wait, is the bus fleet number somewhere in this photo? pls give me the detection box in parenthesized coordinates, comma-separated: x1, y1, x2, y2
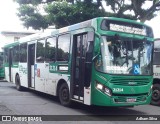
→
(113, 88, 123, 92)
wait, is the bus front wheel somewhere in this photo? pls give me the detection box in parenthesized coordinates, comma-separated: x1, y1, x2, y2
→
(151, 83, 160, 106)
(15, 75, 23, 91)
(58, 83, 71, 106)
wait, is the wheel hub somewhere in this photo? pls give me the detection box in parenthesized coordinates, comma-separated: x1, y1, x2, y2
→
(152, 89, 160, 100)
(62, 89, 68, 101)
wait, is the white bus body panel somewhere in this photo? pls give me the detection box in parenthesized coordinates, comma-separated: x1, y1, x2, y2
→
(34, 62, 70, 96)
(5, 67, 9, 82)
(19, 63, 28, 87)
(84, 87, 91, 105)
(35, 63, 46, 92)
(45, 73, 58, 95)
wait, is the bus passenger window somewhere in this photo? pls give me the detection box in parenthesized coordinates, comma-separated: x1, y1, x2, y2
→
(4, 48, 9, 63)
(46, 37, 56, 62)
(13, 46, 19, 63)
(57, 34, 70, 61)
(36, 39, 45, 63)
(20, 43, 27, 62)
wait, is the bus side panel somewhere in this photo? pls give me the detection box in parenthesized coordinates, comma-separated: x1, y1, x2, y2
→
(48, 61, 71, 96)
(19, 63, 28, 87)
(5, 67, 10, 82)
(35, 63, 45, 92)
(45, 72, 57, 95)
(84, 86, 91, 105)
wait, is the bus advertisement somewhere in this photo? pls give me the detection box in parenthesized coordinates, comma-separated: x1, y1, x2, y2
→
(3, 17, 154, 107)
(152, 38, 160, 105)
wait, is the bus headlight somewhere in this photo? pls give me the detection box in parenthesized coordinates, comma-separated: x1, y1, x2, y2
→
(96, 81, 112, 96)
(96, 83, 103, 90)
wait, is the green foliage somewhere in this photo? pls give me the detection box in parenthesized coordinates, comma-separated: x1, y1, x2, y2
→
(45, 1, 107, 28)
(14, 0, 43, 5)
(17, 3, 49, 29)
(105, 0, 160, 22)
(14, 0, 160, 29)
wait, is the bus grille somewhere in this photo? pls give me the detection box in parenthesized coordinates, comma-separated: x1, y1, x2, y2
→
(109, 77, 150, 86)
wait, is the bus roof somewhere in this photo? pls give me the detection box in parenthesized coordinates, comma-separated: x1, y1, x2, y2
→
(3, 41, 19, 49)
(5, 17, 153, 45)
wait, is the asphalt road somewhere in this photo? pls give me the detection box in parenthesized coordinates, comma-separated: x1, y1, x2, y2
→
(0, 81, 160, 124)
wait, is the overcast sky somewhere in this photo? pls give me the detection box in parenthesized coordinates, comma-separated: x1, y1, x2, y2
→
(0, 0, 23, 31)
(0, 0, 159, 38)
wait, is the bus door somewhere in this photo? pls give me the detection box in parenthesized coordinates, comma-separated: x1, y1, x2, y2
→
(28, 43, 35, 88)
(71, 31, 94, 103)
(9, 48, 13, 82)
(71, 32, 93, 101)
(35, 39, 46, 92)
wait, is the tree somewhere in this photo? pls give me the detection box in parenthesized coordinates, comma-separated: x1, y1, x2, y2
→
(14, 0, 160, 30)
(105, 0, 160, 22)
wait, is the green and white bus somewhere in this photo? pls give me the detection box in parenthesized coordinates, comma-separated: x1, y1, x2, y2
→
(3, 17, 154, 107)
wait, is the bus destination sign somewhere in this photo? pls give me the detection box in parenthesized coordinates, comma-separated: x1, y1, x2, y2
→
(109, 23, 146, 35)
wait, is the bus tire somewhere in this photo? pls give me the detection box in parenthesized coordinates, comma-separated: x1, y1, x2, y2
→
(15, 75, 23, 91)
(58, 83, 71, 106)
(151, 83, 160, 106)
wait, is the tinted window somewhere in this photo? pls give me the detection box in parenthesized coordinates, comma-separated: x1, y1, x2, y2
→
(20, 43, 27, 62)
(57, 34, 70, 61)
(153, 52, 160, 65)
(4, 48, 9, 63)
(13, 45, 19, 62)
(45, 37, 56, 62)
(36, 39, 45, 63)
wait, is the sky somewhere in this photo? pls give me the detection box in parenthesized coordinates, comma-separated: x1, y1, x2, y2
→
(0, 0, 160, 43)
(0, 0, 25, 32)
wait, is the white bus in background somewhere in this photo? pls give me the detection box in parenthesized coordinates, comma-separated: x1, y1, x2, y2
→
(152, 38, 160, 105)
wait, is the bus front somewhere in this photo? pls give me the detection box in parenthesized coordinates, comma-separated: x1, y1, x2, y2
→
(92, 17, 154, 106)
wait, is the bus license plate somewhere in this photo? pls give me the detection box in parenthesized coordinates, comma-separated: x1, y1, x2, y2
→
(126, 98, 136, 102)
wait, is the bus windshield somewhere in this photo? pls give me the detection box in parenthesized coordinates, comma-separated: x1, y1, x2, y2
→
(95, 36, 153, 75)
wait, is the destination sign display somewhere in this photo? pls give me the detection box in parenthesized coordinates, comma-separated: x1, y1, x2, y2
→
(109, 23, 146, 35)
(101, 19, 153, 37)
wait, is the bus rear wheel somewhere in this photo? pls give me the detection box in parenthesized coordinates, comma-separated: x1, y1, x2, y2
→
(15, 75, 23, 91)
(58, 83, 71, 106)
(151, 84, 160, 106)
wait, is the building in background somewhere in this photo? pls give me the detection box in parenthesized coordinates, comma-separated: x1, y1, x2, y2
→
(0, 31, 34, 42)
(0, 31, 35, 51)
